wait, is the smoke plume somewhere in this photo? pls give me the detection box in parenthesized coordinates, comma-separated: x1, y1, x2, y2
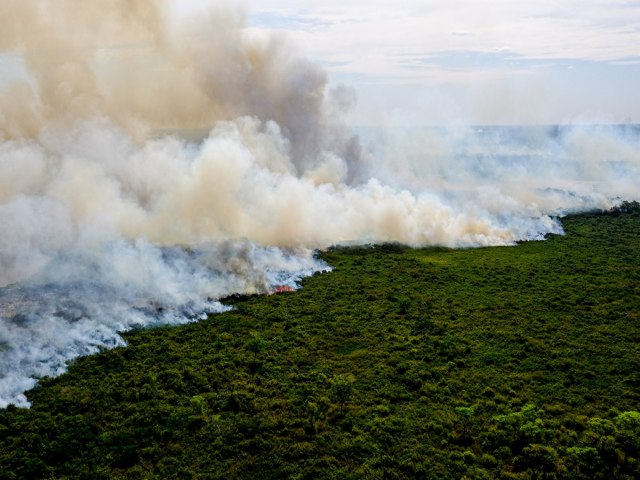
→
(0, 1, 638, 407)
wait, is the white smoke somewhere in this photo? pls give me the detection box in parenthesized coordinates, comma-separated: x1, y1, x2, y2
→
(0, 237, 325, 407)
(0, 1, 639, 407)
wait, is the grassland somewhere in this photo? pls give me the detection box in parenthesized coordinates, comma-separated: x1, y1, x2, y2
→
(0, 212, 639, 479)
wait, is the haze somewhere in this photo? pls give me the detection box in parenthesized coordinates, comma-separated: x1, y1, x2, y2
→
(244, 0, 640, 126)
(0, 0, 638, 408)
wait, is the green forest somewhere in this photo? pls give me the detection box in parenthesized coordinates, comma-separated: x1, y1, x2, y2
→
(0, 210, 639, 479)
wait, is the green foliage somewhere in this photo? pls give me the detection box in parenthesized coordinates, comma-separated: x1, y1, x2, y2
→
(455, 406, 475, 418)
(608, 200, 640, 215)
(329, 373, 355, 407)
(455, 406, 476, 442)
(0, 213, 639, 479)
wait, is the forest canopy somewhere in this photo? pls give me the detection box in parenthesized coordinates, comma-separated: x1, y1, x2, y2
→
(0, 211, 639, 479)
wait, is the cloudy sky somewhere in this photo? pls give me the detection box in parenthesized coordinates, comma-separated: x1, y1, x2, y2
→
(1, 1, 638, 126)
(245, 0, 640, 125)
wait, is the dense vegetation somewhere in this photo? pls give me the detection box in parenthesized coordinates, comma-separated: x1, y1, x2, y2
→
(0, 212, 639, 479)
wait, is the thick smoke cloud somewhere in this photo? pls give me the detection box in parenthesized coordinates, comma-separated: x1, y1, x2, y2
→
(0, 1, 638, 407)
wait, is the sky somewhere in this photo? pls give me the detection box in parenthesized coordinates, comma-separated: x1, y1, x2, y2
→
(243, 0, 640, 125)
(0, 0, 638, 126)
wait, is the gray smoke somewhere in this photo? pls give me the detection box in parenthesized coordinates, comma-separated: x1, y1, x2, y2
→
(0, 238, 325, 407)
(0, 1, 638, 407)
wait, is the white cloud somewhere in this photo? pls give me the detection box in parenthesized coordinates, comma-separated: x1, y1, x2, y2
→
(247, 1, 640, 77)
(245, 0, 640, 124)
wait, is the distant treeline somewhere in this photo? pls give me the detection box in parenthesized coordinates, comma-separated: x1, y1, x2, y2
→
(606, 200, 640, 215)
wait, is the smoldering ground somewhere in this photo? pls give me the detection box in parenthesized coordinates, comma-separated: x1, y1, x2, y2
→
(0, 1, 638, 407)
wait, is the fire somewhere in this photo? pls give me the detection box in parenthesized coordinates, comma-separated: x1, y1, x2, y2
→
(274, 285, 295, 294)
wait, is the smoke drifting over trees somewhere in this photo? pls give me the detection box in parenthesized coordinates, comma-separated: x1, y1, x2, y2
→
(0, 1, 638, 407)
